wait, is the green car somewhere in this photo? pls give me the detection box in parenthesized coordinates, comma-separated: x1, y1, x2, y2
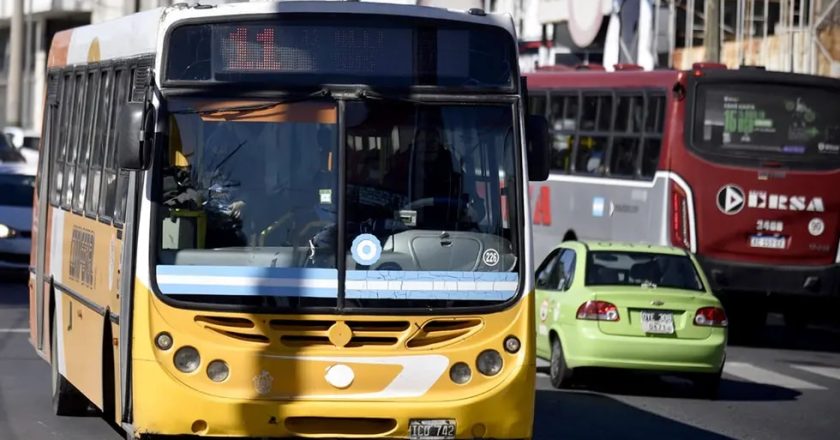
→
(535, 241, 727, 397)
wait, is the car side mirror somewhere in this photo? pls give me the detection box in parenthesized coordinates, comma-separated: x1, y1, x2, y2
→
(116, 102, 152, 170)
(526, 115, 550, 181)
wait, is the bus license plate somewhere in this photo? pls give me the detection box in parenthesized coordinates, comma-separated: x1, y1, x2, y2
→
(409, 419, 456, 440)
(640, 311, 674, 334)
(750, 235, 786, 249)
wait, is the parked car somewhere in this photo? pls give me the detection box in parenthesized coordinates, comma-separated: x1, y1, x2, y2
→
(0, 162, 36, 271)
(2, 126, 39, 164)
(535, 241, 727, 398)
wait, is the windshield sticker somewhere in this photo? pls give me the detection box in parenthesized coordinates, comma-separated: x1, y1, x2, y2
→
(482, 249, 500, 267)
(319, 189, 332, 204)
(351, 234, 382, 266)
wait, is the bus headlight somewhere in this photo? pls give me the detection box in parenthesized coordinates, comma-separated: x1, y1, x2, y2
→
(174, 346, 201, 373)
(449, 362, 472, 384)
(207, 360, 230, 382)
(503, 336, 521, 353)
(0, 224, 13, 238)
(476, 350, 503, 376)
(155, 332, 173, 350)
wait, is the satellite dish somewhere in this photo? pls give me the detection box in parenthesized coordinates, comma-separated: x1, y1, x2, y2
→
(568, 0, 605, 48)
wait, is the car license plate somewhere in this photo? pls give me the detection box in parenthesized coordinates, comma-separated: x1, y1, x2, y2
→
(409, 419, 456, 440)
(640, 310, 674, 334)
(749, 235, 786, 249)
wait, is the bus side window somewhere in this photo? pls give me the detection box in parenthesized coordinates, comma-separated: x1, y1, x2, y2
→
(575, 135, 608, 174)
(548, 94, 576, 173)
(641, 139, 661, 178)
(74, 71, 98, 213)
(100, 69, 128, 222)
(63, 72, 86, 209)
(529, 92, 547, 117)
(610, 137, 640, 177)
(86, 69, 112, 217)
(52, 73, 73, 206)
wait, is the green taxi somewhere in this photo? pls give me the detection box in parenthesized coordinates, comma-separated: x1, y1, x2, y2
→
(535, 241, 727, 397)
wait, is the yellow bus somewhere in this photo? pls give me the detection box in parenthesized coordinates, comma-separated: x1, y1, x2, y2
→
(29, 2, 549, 439)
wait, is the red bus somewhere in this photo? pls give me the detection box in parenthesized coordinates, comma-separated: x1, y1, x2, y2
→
(525, 63, 840, 331)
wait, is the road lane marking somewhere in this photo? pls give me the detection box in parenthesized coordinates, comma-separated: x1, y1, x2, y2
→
(0, 328, 28, 333)
(791, 365, 840, 381)
(724, 362, 826, 390)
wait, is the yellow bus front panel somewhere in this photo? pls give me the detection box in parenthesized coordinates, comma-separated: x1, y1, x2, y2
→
(131, 281, 535, 439)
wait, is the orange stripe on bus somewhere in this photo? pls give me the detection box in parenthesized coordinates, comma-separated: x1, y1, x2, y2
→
(48, 30, 72, 68)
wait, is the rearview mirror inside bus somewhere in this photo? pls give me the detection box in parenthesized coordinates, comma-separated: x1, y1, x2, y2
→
(526, 114, 549, 181)
(117, 102, 149, 170)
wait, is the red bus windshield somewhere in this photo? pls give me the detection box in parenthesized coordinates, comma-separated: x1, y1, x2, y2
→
(691, 83, 840, 169)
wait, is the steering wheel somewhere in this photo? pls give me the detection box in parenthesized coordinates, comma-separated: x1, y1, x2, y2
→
(258, 207, 327, 247)
(401, 197, 464, 212)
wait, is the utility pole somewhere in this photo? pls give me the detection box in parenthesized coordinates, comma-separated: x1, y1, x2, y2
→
(704, 0, 721, 62)
(6, 0, 25, 127)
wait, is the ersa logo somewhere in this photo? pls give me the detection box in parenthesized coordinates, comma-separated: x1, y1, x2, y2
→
(716, 184, 825, 215)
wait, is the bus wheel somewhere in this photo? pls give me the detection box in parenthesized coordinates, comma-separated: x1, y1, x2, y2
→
(51, 315, 89, 416)
(549, 337, 574, 389)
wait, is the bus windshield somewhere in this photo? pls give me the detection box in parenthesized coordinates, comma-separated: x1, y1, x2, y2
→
(156, 98, 519, 310)
(692, 83, 840, 168)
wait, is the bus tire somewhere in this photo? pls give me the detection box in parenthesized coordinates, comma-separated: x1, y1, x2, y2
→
(51, 313, 89, 416)
(549, 337, 574, 389)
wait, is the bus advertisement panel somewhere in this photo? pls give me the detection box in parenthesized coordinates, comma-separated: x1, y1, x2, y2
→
(29, 2, 547, 439)
(526, 65, 840, 329)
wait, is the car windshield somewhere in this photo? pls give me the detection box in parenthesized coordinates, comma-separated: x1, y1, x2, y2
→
(585, 251, 704, 291)
(156, 98, 519, 310)
(0, 173, 35, 207)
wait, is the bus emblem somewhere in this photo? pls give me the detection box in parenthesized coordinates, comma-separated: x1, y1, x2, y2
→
(253, 370, 274, 396)
(717, 185, 745, 215)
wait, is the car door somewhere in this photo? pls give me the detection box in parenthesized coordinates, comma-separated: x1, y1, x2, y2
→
(535, 247, 575, 357)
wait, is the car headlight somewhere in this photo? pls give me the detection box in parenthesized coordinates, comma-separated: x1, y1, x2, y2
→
(174, 346, 201, 373)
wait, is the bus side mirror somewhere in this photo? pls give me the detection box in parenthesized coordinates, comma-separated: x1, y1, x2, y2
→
(526, 115, 550, 181)
(116, 102, 151, 170)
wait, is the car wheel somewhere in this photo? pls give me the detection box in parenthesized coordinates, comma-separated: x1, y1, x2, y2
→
(691, 369, 722, 400)
(51, 313, 89, 416)
(549, 337, 574, 389)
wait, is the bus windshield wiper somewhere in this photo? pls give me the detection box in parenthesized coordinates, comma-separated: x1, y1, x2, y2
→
(173, 88, 332, 115)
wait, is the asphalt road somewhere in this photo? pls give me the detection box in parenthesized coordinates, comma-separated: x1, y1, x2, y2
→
(2, 281, 839, 440)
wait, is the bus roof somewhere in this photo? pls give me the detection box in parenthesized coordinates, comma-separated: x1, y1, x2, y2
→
(48, 1, 516, 70)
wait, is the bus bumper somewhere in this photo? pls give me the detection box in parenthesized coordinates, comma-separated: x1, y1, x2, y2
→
(697, 256, 840, 297)
(131, 358, 536, 439)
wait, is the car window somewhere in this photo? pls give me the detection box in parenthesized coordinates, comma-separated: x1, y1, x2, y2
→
(0, 173, 35, 207)
(537, 249, 573, 291)
(585, 250, 704, 291)
(558, 249, 576, 290)
(536, 249, 561, 290)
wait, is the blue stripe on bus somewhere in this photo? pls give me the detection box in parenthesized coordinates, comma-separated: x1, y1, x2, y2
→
(156, 265, 337, 279)
(159, 284, 337, 298)
(344, 290, 511, 301)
